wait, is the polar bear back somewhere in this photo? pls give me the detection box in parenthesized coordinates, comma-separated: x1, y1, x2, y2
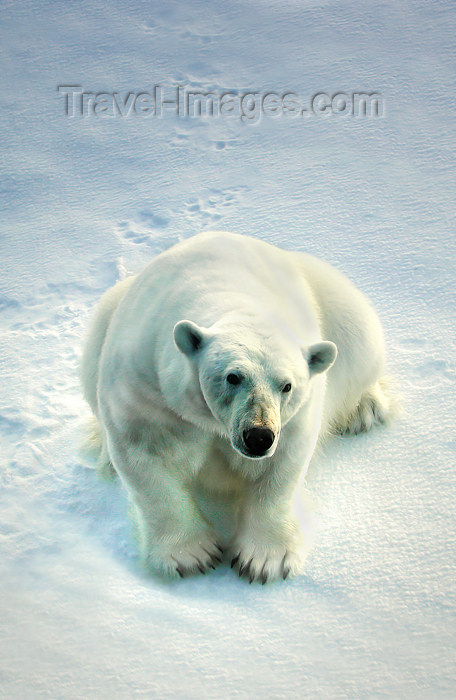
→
(129, 230, 320, 334)
(102, 231, 323, 381)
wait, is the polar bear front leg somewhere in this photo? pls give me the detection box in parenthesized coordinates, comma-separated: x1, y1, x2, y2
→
(230, 492, 306, 584)
(108, 437, 223, 578)
(230, 455, 311, 584)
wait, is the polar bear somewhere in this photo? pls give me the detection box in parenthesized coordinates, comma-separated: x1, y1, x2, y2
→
(80, 231, 394, 583)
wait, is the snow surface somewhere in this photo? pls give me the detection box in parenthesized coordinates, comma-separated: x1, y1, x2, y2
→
(1, 0, 455, 698)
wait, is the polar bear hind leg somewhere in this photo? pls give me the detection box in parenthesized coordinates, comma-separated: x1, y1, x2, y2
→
(79, 276, 136, 480)
(79, 415, 117, 479)
(335, 377, 398, 436)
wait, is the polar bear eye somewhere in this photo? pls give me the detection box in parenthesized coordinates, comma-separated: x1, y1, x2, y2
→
(226, 373, 241, 386)
(282, 382, 292, 393)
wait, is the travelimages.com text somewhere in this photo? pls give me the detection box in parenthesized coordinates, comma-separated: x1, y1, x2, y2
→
(57, 85, 384, 123)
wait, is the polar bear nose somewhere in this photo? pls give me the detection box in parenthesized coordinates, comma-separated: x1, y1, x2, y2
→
(243, 427, 275, 456)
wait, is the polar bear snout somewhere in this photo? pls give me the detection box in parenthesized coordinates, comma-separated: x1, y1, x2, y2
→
(243, 427, 275, 457)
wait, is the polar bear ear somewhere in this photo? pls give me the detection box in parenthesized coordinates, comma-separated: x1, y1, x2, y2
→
(305, 341, 338, 376)
(173, 320, 209, 357)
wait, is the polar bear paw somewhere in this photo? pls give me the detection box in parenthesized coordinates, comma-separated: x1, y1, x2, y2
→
(146, 529, 224, 579)
(338, 378, 398, 436)
(230, 540, 305, 584)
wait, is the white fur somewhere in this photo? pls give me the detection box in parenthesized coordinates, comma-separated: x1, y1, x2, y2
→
(80, 231, 394, 582)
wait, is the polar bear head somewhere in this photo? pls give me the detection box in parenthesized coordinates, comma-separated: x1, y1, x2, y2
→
(173, 319, 337, 459)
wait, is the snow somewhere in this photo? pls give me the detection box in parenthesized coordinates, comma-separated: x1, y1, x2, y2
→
(1, 0, 455, 697)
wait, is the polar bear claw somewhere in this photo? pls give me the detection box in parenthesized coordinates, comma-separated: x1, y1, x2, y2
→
(232, 546, 303, 584)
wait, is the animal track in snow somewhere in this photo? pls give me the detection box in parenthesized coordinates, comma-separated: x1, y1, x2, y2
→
(179, 31, 214, 46)
(415, 358, 455, 382)
(116, 210, 170, 246)
(213, 139, 238, 151)
(398, 337, 455, 383)
(400, 337, 427, 350)
(183, 186, 248, 228)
